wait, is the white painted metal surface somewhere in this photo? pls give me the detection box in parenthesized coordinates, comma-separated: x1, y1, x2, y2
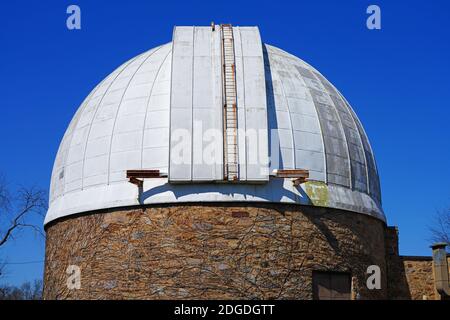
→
(169, 26, 224, 182)
(45, 26, 384, 225)
(233, 27, 269, 182)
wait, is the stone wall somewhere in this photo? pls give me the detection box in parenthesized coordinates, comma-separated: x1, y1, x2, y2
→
(400, 257, 436, 300)
(385, 226, 449, 300)
(385, 227, 412, 299)
(43, 203, 388, 300)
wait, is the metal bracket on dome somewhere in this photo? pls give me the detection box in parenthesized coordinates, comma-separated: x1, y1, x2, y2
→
(273, 169, 310, 186)
(126, 170, 165, 187)
(126, 170, 166, 203)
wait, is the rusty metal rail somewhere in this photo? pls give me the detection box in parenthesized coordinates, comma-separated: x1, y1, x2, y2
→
(274, 169, 310, 186)
(126, 169, 162, 187)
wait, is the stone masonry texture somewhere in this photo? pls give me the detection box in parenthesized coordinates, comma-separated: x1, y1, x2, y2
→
(44, 203, 389, 300)
(401, 258, 435, 300)
(385, 226, 449, 300)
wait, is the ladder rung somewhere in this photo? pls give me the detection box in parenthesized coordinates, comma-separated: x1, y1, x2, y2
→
(222, 24, 239, 181)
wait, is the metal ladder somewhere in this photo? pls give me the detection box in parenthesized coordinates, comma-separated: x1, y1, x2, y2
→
(221, 24, 239, 181)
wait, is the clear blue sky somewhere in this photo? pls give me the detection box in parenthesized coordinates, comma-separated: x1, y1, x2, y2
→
(0, 0, 449, 286)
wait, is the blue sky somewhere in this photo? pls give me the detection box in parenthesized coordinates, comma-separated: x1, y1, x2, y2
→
(0, 0, 449, 286)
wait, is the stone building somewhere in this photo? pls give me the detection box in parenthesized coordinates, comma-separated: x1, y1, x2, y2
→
(43, 25, 449, 300)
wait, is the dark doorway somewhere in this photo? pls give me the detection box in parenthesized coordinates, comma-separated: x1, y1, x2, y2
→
(312, 271, 351, 300)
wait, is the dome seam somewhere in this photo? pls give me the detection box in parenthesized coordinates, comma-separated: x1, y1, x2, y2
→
(106, 46, 165, 184)
(286, 50, 327, 182)
(140, 45, 172, 168)
(54, 76, 109, 201)
(268, 51, 296, 170)
(309, 70, 353, 190)
(79, 52, 145, 190)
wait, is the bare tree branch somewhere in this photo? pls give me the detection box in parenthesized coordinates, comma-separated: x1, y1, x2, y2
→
(0, 176, 47, 249)
(429, 207, 450, 248)
(0, 176, 47, 282)
(0, 175, 11, 212)
(0, 260, 5, 278)
(0, 279, 43, 300)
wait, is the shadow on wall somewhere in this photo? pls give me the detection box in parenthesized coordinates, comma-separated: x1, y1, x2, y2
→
(303, 208, 342, 255)
(140, 177, 312, 204)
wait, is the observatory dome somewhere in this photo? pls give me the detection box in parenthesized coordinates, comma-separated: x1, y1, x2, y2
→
(45, 26, 383, 225)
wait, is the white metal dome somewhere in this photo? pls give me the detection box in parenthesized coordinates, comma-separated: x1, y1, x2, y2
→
(45, 26, 383, 225)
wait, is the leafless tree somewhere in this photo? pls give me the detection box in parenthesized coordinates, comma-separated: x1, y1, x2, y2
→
(0, 176, 47, 248)
(0, 261, 5, 279)
(429, 207, 450, 249)
(0, 280, 43, 300)
(0, 174, 47, 278)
